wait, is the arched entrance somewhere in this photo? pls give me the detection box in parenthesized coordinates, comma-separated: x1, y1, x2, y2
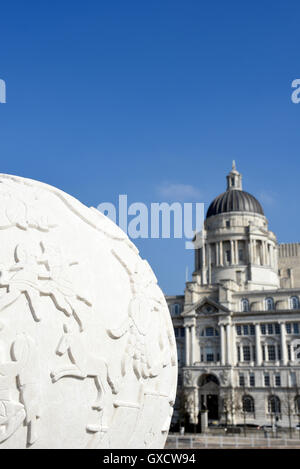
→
(198, 374, 220, 421)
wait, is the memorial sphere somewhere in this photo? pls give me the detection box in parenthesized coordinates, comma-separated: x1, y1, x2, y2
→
(0, 174, 177, 449)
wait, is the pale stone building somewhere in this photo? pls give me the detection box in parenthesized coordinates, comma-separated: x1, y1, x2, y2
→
(167, 162, 300, 429)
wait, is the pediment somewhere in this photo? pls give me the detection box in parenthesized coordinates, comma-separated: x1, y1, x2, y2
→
(182, 297, 230, 316)
(196, 302, 218, 314)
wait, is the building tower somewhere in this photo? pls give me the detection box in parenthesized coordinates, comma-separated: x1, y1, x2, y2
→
(167, 163, 300, 431)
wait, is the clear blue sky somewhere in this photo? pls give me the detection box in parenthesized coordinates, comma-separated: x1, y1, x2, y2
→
(0, 1, 300, 295)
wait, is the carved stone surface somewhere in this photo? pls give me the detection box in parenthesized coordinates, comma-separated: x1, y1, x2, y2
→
(0, 174, 177, 449)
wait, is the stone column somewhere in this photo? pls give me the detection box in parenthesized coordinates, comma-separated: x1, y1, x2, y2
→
(248, 238, 252, 263)
(201, 243, 206, 285)
(280, 322, 288, 365)
(208, 244, 211, 284)
(216, 242, 219, 266)
(230, 240, 234, 265)
(252, 239, 256, 264)
(220, 324, 226, 365)
(202, 243, 206, 266)
(219, 241, 223, 266)
(235, 240, 239, 265)
(226, 323, 232, 365)
(255, 323, 262, 365)
(263, 241, 267, 265)
(190, 324, 196, 365)
(185, 326, 190, 366)
(201, 411, 208, 433)
(232, 324, 237, 365)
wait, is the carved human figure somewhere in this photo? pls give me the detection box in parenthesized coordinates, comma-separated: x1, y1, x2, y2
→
(51, 324, 119, 433)
(0, 333, 40, 445)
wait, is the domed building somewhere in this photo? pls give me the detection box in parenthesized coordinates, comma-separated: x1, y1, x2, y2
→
(167, 162, 300, 431)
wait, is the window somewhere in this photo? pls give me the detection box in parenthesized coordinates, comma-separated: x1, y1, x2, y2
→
(250, 325, 255, 335)
(171, 303, 181, 315)
(249, 374, 255, 387)
(275, 323, 280, 335)
(243, 345, 251, 362)
(295, 396, 300, 414)
(239, 249, 244, 263)
(241, 299, 249, 312)
(275, 374, 281, 387)
(239, 374, 245, 386)
(294, 323, 299, 334)
(226, 250, 231, 263)
(261, 324, 266, 335)
(286, 323, 292, 334)
(236, 325, 242, 336)
(205, 327, 214, 337)
(252, 345, 256, 362)
(242, 395, 254, 413)
(226, 220, 230, 228)
(237, 346, 241, 362)
(264, 374, 270, 387)
(267, 324, 273, 335)
(265, 297, 274, 311)
(267, 345, 276, 361)
(277, 345, 281, 360)
(290, 296, 299, 310)
(268, 396, 281, 414)
(290, 372, 297, 387)
(243, 325, 249, 336)
(205, 346, 214, 362)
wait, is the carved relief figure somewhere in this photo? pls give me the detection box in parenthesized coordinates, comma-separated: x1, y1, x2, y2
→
(51, 324, 118, 434)
(0, 179, 57, 232)
(108, 253, 176, 391)
(0, 333, 40, 445)
(0, 242, 91, 329)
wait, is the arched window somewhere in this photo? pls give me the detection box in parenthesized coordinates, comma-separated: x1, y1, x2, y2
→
(171, 303, 181, 315)
(265, 297, 274, 311)
(268, 395, 281, 414)
(242, 395, 255, 413)
(241, 298, 249, 312)
(290, 296, 299, 310)
(295, 396, 300, 414)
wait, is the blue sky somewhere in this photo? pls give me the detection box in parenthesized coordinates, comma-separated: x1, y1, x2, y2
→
(0, 0, 300, 295)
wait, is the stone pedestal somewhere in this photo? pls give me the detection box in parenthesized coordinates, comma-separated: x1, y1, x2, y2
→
(200, 410, 208, 433)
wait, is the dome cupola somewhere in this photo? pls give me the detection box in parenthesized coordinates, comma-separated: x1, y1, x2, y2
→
(206, 161, 264, 219)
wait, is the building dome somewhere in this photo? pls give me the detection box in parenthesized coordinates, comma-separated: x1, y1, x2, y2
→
(206, 189, 264, 218)
(206, 161, 264, 219)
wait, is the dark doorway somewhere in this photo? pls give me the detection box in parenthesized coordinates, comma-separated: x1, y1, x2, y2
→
(207, 394, 218, 420)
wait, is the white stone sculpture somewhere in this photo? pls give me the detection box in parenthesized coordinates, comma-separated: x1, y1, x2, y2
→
(0, 174, 177, 449)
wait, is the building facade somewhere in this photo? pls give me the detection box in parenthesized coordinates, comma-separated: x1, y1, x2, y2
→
(167, 163, 300, 429)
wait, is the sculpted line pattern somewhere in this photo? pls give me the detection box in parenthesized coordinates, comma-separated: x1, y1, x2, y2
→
(0, 333, 40, 445)
(0, 241, 91, 330)
(51, 324, 119, 434)
(107, 248, 177, 440)
(0, 176, 137, 249)
(0, 179, 57, 232)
